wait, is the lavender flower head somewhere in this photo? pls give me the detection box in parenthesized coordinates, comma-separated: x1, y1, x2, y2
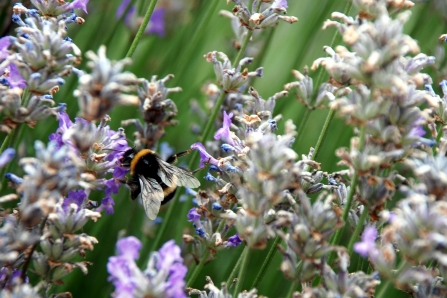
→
(108, 237, 187, 298)
(49, 111, 130, 214)
(74, 46, 141, 122)
(28, 0, 89, 17)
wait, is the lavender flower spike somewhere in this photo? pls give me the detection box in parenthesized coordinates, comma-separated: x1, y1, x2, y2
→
(108, 237, 188, 298)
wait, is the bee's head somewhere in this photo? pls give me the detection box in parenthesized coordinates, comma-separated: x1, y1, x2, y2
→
(121, 148, 136, 168)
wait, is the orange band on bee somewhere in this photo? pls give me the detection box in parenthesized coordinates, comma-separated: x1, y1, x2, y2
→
(130, 149, 155, 174)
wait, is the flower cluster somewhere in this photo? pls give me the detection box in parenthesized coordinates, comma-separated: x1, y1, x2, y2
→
(108, 237, 188, 298)
(74, 46, 141, 122)
(121, 74, 182, 149)
(49, 111, 130, 214)
(227, 0, 298, 30)
(204, 51, 263, 93)
(9, 12, 82, 95)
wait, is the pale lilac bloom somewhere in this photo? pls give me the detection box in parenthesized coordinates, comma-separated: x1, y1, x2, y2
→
(7, 64, 26, 89)
(190, 142, 219, 167)
(0, 148, 15, 169)
(155, 240, 187, 298)
(146, 8, 165, 36)
(354, 226, 378, 258)
(214, 111, 234, 145)
(0, 36, 10, 60)
(271, 0, 288, 9)
(187, 208, 201, 226)
(108, 237, 187, 298)
(66, 0, 89, 14)
(408, 125, 425, 138)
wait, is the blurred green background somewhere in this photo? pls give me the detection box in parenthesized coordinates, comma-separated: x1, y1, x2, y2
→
(0, 0, 446, 296)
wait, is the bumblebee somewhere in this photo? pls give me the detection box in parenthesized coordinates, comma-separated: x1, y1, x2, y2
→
(120, 148, 200, 220)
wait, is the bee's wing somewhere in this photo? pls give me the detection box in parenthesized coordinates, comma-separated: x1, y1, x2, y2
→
(157, 159, 200, 188)
(139, 176, 164, 220)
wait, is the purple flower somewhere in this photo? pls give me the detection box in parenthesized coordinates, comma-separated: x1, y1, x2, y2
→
(0, 148, 15, 169)
(156, 240, 187, 298)
(99, 197, 115, 214)
(409, 125, 425, 138)
(0, 267, 28, 288)
(66, 0, 89, 14)
(108, 237, 187, 298)
(49, 112, 73, 149)
(146, 8, 165, 37)
(187, 208, 201, 226)
(353, 226, 378, 258)
(214, 111, 234, 145)
(0, 36, 10, 61)
(62, 190, 87, 211)
(107, 237, 142, 297)
(226, 234, 242, 247)
(116, 0, 131, 18)
(190, 142, 219, 167)
(271, 0, 288, 9)
(7, 64, 26, 89)
(117, 236, 142, 260)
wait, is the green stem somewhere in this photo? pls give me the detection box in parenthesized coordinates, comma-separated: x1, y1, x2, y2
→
(312, 109, 335, 161)
(310, 0, 352, 160)
(375, 260, 407, 298)
(347, 204, 369, 255)
(294, 109, 312, 147)
(186, 249, 211, 288)
(285, 261, 303, 297)
(434, 124, 443, 155)
(327, 124, 366, 265)
(103, 0, 137, 48)
(251, 236, 281, 288)
(233, 247, 250, 296)
(286, 280, 299, 298)
(226, 246, 247, 286)
(0, 89, 30, 191)
(125, 0, 158, 58)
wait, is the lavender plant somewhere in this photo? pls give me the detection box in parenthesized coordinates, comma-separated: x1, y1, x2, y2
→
(0, 0, 445, 297)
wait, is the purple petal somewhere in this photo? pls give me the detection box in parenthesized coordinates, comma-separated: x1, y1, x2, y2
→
(214, 111, 233, 143)
(272, 0, 288, 9)
(190, 142, 219, 167)
(226, 234, 242, 247)
(8, 63, 27, 89)
(116, 0, 131, 18)
(0, 148, 15, 168)
(146, 8, 165, 37)
(187, 208, 201, 222)
(117, 236, 142, 260)
(68, 0, 89, 14)
(62, 189, 87, 211)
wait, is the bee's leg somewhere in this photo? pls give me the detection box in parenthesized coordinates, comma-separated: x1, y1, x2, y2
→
(166, 149, 192, 164)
